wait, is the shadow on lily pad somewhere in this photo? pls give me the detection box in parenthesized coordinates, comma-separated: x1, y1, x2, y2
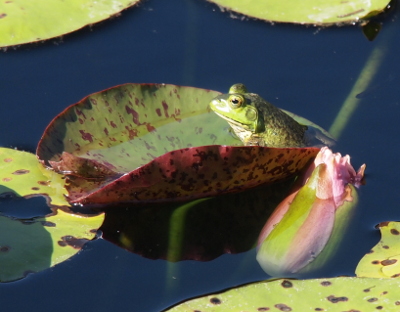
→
(0, 208, 104, 283)
(36, 83, 321, 206)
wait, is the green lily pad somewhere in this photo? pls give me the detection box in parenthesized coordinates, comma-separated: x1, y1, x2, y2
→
(0, 148, 69, 207)
(165, 221, 400, 311)
(208, 0, 391, 25)
(0, 0, 140, 48)
(356, 221, 400, 278)
(0, 209, 104, 282)
(37, 83, 320, 205)
(164, 276, 400, 311)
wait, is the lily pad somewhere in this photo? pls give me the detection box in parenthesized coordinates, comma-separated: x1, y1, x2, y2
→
(208, 0, 391, 25)
(164, 276, 400, 311)
(37, 83, 320, 205)
(0, 0, 140, 48)
(356, 221, 400, 278)
(0, 209, 104, 282)
(0, 148, 69, 207)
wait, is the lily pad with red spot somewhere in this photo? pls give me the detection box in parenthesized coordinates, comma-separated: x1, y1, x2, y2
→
(165, 220, 400, 311)
(0, 148, 69, 207)
(164, 276, 400, 311)
(356, 221, 400, 278)
(0, 209, 104, 282)
(37, 83, 322, 205)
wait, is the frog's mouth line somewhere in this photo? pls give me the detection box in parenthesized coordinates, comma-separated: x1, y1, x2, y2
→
(213, 111, 252, 131)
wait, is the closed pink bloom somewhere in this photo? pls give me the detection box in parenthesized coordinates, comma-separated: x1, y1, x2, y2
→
(257, 147, 365, 276)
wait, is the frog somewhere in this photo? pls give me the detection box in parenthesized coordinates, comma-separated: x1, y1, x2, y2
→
(209, 83, 308, 148)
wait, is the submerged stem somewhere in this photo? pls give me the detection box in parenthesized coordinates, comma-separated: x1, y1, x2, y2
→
(329, 31, 390, 139)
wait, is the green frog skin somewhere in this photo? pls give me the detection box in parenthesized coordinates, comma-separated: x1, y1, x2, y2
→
(210, 83, 308, 147)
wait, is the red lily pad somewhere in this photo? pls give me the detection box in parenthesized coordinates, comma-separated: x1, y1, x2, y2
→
(37, 83, 320, 205)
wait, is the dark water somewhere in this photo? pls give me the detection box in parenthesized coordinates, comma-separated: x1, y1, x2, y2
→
(1, 0, 400, 311)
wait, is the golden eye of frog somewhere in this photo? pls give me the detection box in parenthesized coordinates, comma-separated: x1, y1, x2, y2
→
(209, 83, 308, 148)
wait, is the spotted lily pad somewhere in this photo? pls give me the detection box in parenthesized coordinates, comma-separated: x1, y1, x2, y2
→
(0, 148, 69, 207)
(164, 221, 400, 311)
(0, 209, 104, 282)
(37, 83, 320, 205)
(356, 221, 400, 278)
(164, 276, 400, 311)
(208, 0, 391, 25)
(0, 0, 140, 48)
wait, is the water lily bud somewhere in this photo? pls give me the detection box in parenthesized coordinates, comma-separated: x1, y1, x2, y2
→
(256, 147, 365, 276)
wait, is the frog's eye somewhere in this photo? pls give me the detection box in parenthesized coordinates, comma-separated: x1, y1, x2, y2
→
(228, 95, 245, 108)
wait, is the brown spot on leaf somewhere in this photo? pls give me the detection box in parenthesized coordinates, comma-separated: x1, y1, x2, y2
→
(327, 295, 348, 303)
(38, 181, 49, 186)
(314, 309, 323, 311)
(377, 221, 389, 228)
(395, 301, 400, 305)
(0, 245, 10, 252)
(209, 297, 221, 305)
(2, 177, 12, 182)
(155, 108, 162, 116)
(162, 100, 169, 117)
(320, 281, 332, 286)
(146, 123, 155, 132)
(75, 108, 87, 119)
(41, 221, 56, 227)
(125, 126, 138, 139)
(382, 245, 389, 249)
(281, 280, 293, 288)
(390, 228, 400, 235)
(57, 236, 88, 249)
(0, 13, 6, 18)
(125, 105, 140, 125)
(3, 158, 12, 162)
(381, 259, 397, 266)
(12, 169, 30, 175)
(371, 260, 380, 265)
(258, 308, 270, 311)
(376, 306, 383, 310)
(79, 130, 94, 143)
(367, 298, 378, 302)
(31, 187, 40, 191)
(274, 304, 292, 311)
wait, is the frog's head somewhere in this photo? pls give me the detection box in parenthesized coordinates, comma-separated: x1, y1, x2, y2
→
(210, 84, 265, 134)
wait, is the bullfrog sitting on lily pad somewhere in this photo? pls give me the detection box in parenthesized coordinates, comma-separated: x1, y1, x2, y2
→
(210, 83, 329, 148)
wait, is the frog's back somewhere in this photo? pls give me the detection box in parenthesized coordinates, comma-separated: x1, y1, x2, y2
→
(251, 93, 307, 147)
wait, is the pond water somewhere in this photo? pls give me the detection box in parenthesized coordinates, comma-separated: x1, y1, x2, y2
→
(1, 0, 400, 311)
